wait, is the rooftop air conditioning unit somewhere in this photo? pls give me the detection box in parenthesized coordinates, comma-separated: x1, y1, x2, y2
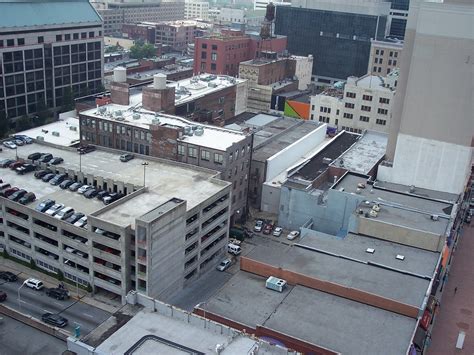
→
(369, 209, 378, 218)
(372, 204, 380, 212)
(133, 113, 140, 120)
(431, 214, 439, 221)
(266, 276, 287, 293)
(52, 131, 60, 137)
(69, 126, 77, 131)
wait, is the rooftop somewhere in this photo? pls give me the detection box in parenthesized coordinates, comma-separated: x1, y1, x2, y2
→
(349, 73, 399, 92)
(126, 66, 192, 82)
(0, 0, 102, 29)
(319, 87, 344, 99)
(202, 272, 417, 355)
(330, 130, 387, 174)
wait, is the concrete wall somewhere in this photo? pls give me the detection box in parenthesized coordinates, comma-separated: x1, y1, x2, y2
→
(261, 182, 282, 214)
(235, 80, 248, 116)
(266, 123, 327, 181)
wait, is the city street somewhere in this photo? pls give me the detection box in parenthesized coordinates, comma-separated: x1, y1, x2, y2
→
(0, 276, 111, 336)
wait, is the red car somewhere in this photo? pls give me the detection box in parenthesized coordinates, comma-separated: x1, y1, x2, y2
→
(263, 223, 273, 235)
(0, 187, 19, 198)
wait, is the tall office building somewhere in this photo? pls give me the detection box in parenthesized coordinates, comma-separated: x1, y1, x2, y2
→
(275, 0, 391, 83)
(380, 0, 473, 195)
(388, 0, 410, 39)
(0, 0, 103, 120)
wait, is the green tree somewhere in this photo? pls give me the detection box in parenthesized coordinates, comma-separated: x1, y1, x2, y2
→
(16, 115, 33, 131)
(130, 44, 144, 59)
(142, 43, 156, 58)
(130, 43, 156, 59)
(61, 86, 75, 112)
(30, 259, 37, 270)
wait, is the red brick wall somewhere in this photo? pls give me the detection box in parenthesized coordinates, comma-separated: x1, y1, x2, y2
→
(240, 257, 420, 318)
(142, 87, 175, 113)
(110, 82, 130, 105)
(150, 124, 181, 160)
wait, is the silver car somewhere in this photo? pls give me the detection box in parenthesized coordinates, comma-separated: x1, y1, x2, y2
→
(216, 258, 232, 272)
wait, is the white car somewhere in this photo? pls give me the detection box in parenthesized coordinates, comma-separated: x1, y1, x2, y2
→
(3, 141, 17, 149)
(13, 139, 24, 146)
(287, 231, 300, 240)
(24, 278, 44, 290)
(273, 227, 283, 237)
(77, 185, 93, 194)
(254, 220, 263, 232)
(74, 216, 88, 228)
(216, 258, 232, 271)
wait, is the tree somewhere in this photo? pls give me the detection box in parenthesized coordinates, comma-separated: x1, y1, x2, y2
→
(142, 43, 156, 58)
(35, 101, 51, 125)
(61, 86, 75, 112)
(130, 43, 156, 60)
(130, 44, 143, 59)
(16, 115, 33, 131)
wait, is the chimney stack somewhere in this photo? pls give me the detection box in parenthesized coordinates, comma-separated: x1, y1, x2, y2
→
(142, 73, 175, 113)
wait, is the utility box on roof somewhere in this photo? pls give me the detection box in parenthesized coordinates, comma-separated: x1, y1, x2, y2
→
(266, 276, 287, 292)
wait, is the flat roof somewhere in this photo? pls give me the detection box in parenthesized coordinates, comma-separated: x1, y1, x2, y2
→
(330, 130, 387, 174)
(16, 116, 80, 147)
(245, 242, 431, 308)
(5, 142, 228, 226)
(374, 180, 459, 204)
(80, 106, 248, 151)
(126, 66, 192, 81)
(298, 231, 440, 277)
(95, 309, 268, 355)
(203, 273, 416, 354)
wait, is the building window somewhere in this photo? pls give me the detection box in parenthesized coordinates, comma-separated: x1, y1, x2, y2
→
(374, 58, 378, 64)
(73, 33, 79, 40)
(202, 43, 207, 49)
(379, 97, 390, 104)
(361, 105, 371, 112)
(200, 62, 206, 71)
(375, 49, 379, 55)
(319, 116, 329, 123)
(18, 38, 25, 46)
(389, 51, 393, 57)
(380, 50, 384, 55)
(320, 106, 331, 113)
(345, 103, 355, 109)
(188, 146, 197, 158)
(373, 66, 377, 72)
(201, 150, 210, 161)
(89, 31, 94, 38)
(7, 39, 14, 46)
(359, 116, 370, 122)
(393, 60, 397, 66)
(346, 92, 356, 99)
(394, 52, 398, 58)
(214, 153, 223, 164)
(376, 119, 387, 125)
(211, 63, 216, 71)
(212, 44, 217, 50)
(377, 108, 388, 115)
(56, 35, 62, 41)
(343, 113, 353, 119)
(201, 51, 207, 59)
(211, 52, 217, 61)
(362, 95, 372, 101)
(81, 32, 87, 39)
(177, 144, 185, 155)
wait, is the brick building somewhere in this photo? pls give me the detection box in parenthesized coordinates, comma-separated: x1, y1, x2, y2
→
(194, 29, 287, 77)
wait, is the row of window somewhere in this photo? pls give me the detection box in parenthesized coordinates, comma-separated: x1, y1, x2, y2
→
(375, 49, 399, 57)
(346, 92, 391, 104)
(0, 31, 101, 48)
(344, 103, 389, 114)
(178, 145, 224, 164)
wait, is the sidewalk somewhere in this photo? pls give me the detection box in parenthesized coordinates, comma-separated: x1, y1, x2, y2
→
(428, 223, 474, 354)
(0, 257, 119, 314)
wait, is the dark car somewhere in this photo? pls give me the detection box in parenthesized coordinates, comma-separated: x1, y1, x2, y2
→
(45, 288, 70, 300)
(59, 179, 74, 189)
(27, 152, 43, 161)
(263, 223, 273, 235)
(84, 188, 98, 199)
(16, 163, 36, 175)
(49, 157, 64, 165)
(9, 161, 24, 171)
(0, 290, 6, 302)
(0, 187, 18, 198)
(103, 192, 124, 205)
(50, 173, 67, 186)
(13, 135, 33, 144)
(0, 271, 18, 282)
(0, 159, 15, 168)
(41, 173, 55, 182)
(35, 169, 52, 179)
(39, 153, 53, 163)
(96, 190, 109, 201)
(120, 153, 134, 162)
(36, 199, 55, 212)
(69, 182, 82, 192)
(8, 189, 27, 202)
(41, 312, 68, 328)
(77, 145, 95, 154)
(65, 212, 85, 224)
(19, 192, 36, 205)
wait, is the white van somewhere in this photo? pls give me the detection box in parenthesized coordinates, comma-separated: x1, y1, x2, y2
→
(54, 206, 74, 220)
(227, 243, 241, 256)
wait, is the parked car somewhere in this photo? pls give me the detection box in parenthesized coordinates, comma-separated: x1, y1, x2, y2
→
(34, 169, 52, 179)
(49, 157, 64, 165)
(77, 145, 95, 154)
(96, 190, 109, 200)
(36, 199, 55, 212)
(68, 182, 82, 192)
(73, 215, 88, 228)
(50, 173, 67, 186)
(45, 203, 65, 216)
(41, 312, 68, 328)
(119, 153, 134, 162)
(27, 152, 43, 161)
(38, 153, 53, 163)
(41, 173, 55, 182)
(0, 291, 6, 302)
(24, 278, 44, 290)
(13, 135, 33, 144)
(103, 193, 124, 205)
(287, 231, 300, 240)
(227, 243, 242, 256)
(54, 206, 74, 220)
(0, 271, 18, 282)
(13, 139, 24, 146)
(16, 163, 36, 175)
(45, 288, 70, 300)
(216, 258, 232, 271)
(84, 188, 98, 199)
(77, 185, 93, 194)
(254, 220, 263, 232)
(65, 212, 85, 224)
(272, 227, 283, 237)
(19, 192, 36, 205)
(59, 179, 74, 190)
(8, 189, 27, 202)
(0, 187, 18, 198)
(9, 161, 24, 171)
(0, 159, 15, 168)
(0, 183, 11, 191)
(263, 223, 273, 235)
(2, 141, 16, 149)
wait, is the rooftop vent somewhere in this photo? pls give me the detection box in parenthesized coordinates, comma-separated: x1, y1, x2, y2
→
(372, 204, 380, 212)
(132, 113, 140, 120)
(152, 118, 160, 125)
(369, 209, 378, 218)
(322, 157, 332, 165)
(265, 276, 287, 293)
(366, 248, 375, 254)
(396, 254, 405, 261)
(194, 126, 204, 136)
(357, 183, 366, 189)
(69, 126, 77, 131)
(431, 214, 439, 221)
(52, 131, 60, 137)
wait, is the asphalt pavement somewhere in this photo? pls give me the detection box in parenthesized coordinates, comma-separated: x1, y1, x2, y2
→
(0, 275, 111, 336)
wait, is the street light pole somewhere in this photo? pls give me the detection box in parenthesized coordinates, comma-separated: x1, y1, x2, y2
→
(142, 162, 149, 187)
(79, 152, 82, 173)
(15, 146, 18, 160)
(17, 281, 26, 312)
